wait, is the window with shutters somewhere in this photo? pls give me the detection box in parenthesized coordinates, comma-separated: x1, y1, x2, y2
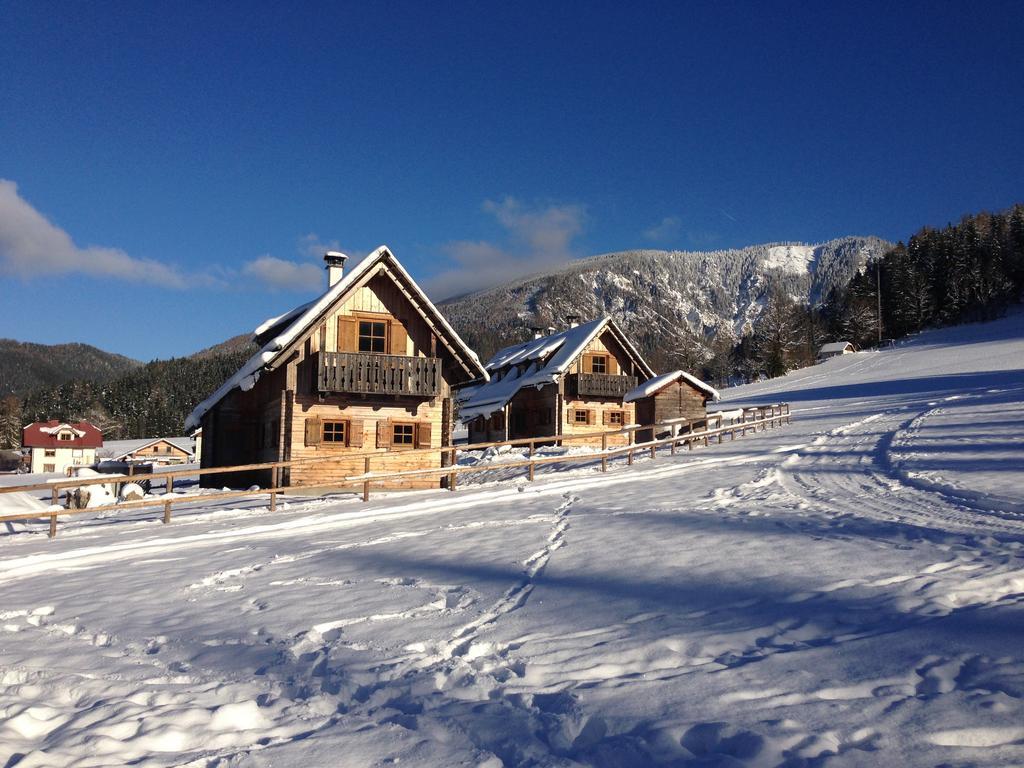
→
(323, 420, 348, 444)
(358, 320, 387, 353)
(392, 422, 415, 448)
(608, 410, 624, 425)
(574, 409, 590, 424)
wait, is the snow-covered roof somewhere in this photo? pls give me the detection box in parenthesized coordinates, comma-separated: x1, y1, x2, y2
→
(104, 437, 194, 459)
(819, 341, 854, 354)
(458, 317, 655, 422)
(624, 370, 720, 403)
(253, 300, 315, 340)
(185, 246, 487, 432)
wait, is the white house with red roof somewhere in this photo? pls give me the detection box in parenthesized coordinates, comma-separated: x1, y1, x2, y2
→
(21, 421, 103, 475)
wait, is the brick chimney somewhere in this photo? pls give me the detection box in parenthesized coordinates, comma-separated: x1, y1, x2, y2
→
(324, 251, 348, 287)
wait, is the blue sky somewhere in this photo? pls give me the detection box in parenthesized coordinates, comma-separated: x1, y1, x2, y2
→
(2, 1, 1022, 361)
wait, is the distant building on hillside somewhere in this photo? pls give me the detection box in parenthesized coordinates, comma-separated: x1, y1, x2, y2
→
(102, 437, 194, 465)
(21, 421, 103, 475)
(458, 317, 656, 446)
(818, 341, 856, 360)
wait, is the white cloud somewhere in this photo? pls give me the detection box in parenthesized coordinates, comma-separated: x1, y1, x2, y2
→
(643, 215, 682, 243)
(297, 233, 342, 259)
(241, 255, 324, 292)
(0, 179, 187, 287)
(426, 197, 587, 299)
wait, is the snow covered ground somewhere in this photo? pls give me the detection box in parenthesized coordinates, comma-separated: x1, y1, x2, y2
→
(2, 314, 1024, 767)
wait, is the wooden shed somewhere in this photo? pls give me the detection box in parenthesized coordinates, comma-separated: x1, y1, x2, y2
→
(625, 370, 719, 443)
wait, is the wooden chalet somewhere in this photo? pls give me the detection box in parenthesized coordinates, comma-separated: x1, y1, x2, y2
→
(185, 246, 488, 489)
(624, 370, 719, 443)
(459, 317, 656, 446)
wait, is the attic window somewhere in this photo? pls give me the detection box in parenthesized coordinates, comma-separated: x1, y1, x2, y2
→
(58, 431, 74, 441)
(359, 321, 387, 353)
(591, 355, 607, 374)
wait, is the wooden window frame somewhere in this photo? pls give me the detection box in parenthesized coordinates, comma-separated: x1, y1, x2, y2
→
(590, 354, 608, 374)
(43, 463, 55, 473)
(58, 432, 74, 442)
(44, 449, 56, 457)
(357, 319, 389, 354)
(573, 409, 590, 424)
(391, 421, 416, 450)
(322, 419, 349, 446)
(607, 409, 624, 426)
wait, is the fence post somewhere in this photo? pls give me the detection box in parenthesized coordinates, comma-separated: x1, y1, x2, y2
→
(167, 475, 174, 495)
(269, 490, 277, 512)
(49, 511, 57, 538)
(601, 433, 608, 472)
(163, 500, 171, 524)
(528, 460, 535, 482)
(627, 446, 633, 465)
(51, 486, 59, 507)
(363, 456, 371, 502)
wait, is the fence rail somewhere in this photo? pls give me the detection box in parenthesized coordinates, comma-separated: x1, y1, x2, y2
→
(0, 403, 790, 538)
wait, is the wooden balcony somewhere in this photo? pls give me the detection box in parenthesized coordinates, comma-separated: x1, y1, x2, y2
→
(317, 352, 442, 397)
(570, 372, 638, 399)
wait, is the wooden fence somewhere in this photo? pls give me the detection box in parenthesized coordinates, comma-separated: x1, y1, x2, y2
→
(0, 403, 790, 538)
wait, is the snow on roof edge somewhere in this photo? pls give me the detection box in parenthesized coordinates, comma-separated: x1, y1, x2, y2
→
(624, 370, 720, 403)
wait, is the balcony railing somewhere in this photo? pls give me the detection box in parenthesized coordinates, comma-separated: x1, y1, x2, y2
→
(570, 372, 638, 399)
(318, 352, 442, 397)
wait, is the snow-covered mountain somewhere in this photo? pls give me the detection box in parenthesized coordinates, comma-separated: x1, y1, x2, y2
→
(440, 236, 892, 363)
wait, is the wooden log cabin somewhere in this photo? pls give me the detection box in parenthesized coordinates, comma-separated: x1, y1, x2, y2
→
(185, 246, 488, 490)
(625, 370, 720, 443)
(459, 317, 656, 447)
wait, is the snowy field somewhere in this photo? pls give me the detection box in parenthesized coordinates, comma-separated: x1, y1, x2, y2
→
(2, 315, 1024, 768)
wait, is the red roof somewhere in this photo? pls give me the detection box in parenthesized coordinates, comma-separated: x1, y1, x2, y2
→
(22, 421, 103, 449)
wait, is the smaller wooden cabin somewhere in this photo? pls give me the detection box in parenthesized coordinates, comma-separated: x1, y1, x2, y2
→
(106, 437, 194, 465)
(625, 370, 719, 443)
(459, 317, 656, 447)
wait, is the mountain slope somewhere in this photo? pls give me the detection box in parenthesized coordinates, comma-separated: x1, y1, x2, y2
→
(440, 236, 891, 365)
(0, 339, 141, 396)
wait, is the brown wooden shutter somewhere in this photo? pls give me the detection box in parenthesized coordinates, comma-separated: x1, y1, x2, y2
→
(348, 419, 364, 448)
(338, 316, 358, 352)
(586, 409, 596, 425)
(608, 355, 619, 375)
(602, 410, 610, 426)
(304, 416, 322, 446)
(566, 408, 575, 424)
(416, 422, 432, 448)
(581, 355, 592, 373)
(376, 420, 392, 449)
(389, 319, 408, 356)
